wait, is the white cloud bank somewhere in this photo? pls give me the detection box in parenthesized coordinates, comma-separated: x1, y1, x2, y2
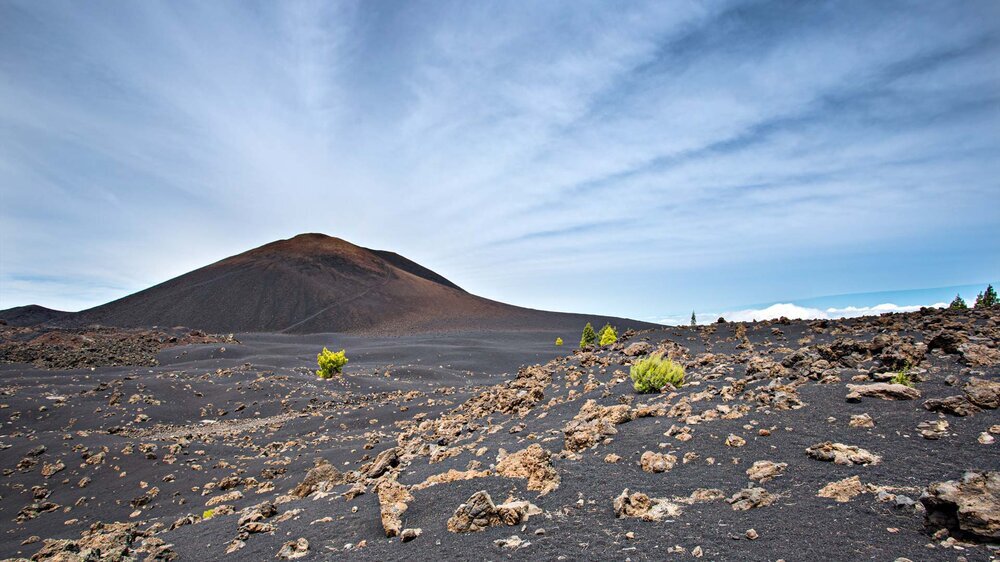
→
(659, 301, 950, 325)
(717, 302, 948, 323)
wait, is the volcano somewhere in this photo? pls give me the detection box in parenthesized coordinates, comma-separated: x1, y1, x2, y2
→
(42, 233, 649, 334)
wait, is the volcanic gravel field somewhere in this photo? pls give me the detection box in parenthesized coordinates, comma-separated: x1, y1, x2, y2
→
(1, 308, 998, 561)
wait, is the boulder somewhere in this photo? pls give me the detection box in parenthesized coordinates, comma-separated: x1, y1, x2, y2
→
(290, 458, 344, 498)
(727, 488, 775, 511)
(818, 476, 864, 502)
(806, 442, 880, 465)
(276, 538, 309, 559)
(639, 451, 677, 473)
(917, 419, 949, 440)
(563, 399, 633, 452)
(400, 528, 422, 543)
(845, 383, 920, 402)
(964, 377, 1000, 409)
(746, 461, 787, 483)
(612, 489, 682, 521)
(923, 396, 982, 417)
(495, 444, 560, 495)
(849, 413, 875, 428)
(362, 447, 400, 479)
(375, 478, 412, 538)
(921, 471, 1000, 540)
(446, 491, 540, 533)
(959, 344, 1000, 367)
(623, 342, 652, 356)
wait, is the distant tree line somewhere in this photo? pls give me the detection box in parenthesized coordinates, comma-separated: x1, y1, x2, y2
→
(949, 284, 997, 310)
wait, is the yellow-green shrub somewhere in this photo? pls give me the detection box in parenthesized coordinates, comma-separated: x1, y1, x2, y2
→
(202, 508, 215, 520)
(555, 337, 563, 346)
(891, 368, 913, 387)
(630, 354, 684, 393)
(316, 347, 348, 379)
(599, 325, 617, 346)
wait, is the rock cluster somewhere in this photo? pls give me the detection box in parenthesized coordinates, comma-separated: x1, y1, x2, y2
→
(446, 491, 541, 533)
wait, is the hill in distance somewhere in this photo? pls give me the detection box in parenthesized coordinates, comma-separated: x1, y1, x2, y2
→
(5, 233, 653, 335)
(0, 304, 72, 327)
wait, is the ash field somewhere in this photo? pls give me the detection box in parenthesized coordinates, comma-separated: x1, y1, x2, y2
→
(1, 306, 998, 561)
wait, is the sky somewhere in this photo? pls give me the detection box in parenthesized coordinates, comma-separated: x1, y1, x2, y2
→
(1, 0, 998, 323)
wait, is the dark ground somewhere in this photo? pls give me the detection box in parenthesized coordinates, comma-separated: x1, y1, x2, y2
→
(1, 309, 998, 561)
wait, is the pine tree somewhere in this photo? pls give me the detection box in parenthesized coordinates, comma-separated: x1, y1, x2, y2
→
(975, 284, 998, 308)
(690, 311, 696, 326)
(949, 294, 967, 309)
(601, 324, 618, 345)
(597, 323, 614, 340)
(580, 323, 597, 348)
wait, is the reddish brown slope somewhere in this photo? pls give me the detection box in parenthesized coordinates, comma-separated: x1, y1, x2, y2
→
(69, 234, 652, 334)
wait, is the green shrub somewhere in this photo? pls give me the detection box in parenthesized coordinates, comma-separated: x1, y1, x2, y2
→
(949, 294, 967, 309)
(555, 337, 563, 346)
(316, 347, 348, 379)
(580, 323, 597, 348)
(599, 325, 617, 346)
(202, 508, 215, 520)
(630, 354, 685, 393)
(890, 368, 913, 387)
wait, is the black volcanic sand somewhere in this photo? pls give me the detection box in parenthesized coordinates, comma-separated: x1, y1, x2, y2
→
(1, 312, 999, 561)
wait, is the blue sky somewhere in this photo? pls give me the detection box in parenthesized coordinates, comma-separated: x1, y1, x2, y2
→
(1, 0, 998, 322)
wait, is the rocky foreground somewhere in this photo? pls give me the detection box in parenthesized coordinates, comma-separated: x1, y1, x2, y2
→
(0, 308, 998, 560)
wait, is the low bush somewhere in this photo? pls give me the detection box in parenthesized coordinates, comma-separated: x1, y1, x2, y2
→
(630, 354, 685, 393)
(890, 368, 913, 387)
(555, 337, 563, 346)
(316, 347, 348, 379)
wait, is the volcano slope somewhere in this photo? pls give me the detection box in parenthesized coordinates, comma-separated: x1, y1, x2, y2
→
(62, 233, 645, 335)
(1, 307, 998, 561)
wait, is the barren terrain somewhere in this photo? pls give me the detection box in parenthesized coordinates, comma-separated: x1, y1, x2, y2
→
(1, 307, 998, 561)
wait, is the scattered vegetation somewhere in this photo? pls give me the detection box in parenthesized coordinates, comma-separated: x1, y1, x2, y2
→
(975, 284, 998, 308)
(630, 353, 685, 393)
(316, 347, 348, 379)
(580, 323, 597, 348)
(599, 324, 618, 346)
(555, 337, 563, 346)
(949, 294, 967, 309)
(891, 366, 914, 387)
(202, 509, 215, 520)
(690, 311, 697, 326)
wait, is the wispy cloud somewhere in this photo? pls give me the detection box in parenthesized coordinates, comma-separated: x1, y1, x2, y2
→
(1, 0, 998, 315)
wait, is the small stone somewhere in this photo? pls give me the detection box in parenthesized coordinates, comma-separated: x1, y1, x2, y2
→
(849, 413, 874, 428)
(276, 537, 309, 559)
(725, 434, 746, 448)
(400, 528, 422, 543)
(493, 535, 530, 550)
(745, 529, 759, 540)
